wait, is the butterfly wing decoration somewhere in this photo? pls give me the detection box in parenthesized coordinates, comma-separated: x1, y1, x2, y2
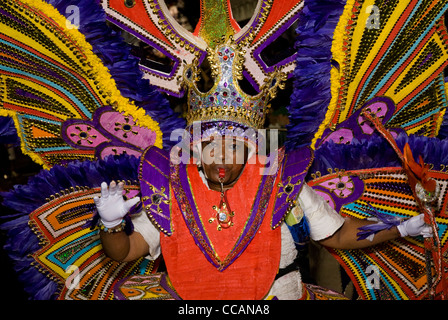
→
(285, 0, 448, 299)
(0, 0, 186, 300)
(0, 0, 186, 169)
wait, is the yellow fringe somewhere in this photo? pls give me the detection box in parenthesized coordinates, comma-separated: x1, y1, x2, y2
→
(0, 109, 48, 168)
(435, 81, 448, 136)
(1, 0, 163, 168)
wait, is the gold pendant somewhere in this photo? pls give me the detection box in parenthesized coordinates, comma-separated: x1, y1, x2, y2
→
(209, 202, 234, 231)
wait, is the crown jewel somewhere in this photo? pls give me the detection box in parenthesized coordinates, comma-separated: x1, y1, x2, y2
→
(182, 36, 287, 130)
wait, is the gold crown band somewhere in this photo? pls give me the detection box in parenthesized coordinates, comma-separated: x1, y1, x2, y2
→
(181, 36, 286, 130)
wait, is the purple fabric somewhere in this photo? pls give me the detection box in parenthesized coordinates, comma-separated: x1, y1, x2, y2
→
(357, 204, 401, 240)
(272, 146, 313, 228)
(139, 147, 172, 235)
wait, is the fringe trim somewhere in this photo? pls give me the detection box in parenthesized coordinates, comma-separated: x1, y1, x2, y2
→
(311, 0, 354, 149)
(285, 0, 347, 151)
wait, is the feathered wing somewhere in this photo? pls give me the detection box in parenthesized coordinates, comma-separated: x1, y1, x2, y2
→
(0, 0, 185, 169)
(285, 0, 448, 299)
(317, 0, 448, 147)
(1, 155, 160, 300)
(307, 134, 448, 299)
(287, 0, 448, 151)
(0, 0, 186, 300)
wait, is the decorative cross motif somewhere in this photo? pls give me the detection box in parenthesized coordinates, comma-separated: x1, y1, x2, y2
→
(277, 176, 302, 200)
(209, 202, 234, 231)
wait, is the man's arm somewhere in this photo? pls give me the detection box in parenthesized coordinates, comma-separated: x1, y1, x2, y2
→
(100, 230, 149, 262)
(94, 181, 150, 262)
(298, 183, 433, 250)
(318, 217, 400, 249)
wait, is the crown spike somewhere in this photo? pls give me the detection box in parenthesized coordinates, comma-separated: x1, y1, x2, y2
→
(183, 36, 286, 134)
(193, 0, 241, 49)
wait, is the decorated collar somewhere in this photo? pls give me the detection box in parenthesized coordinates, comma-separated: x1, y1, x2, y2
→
(169, 150, 282, 271)
(139, 146, 172, 235)
(139, 145, 313, 236)
(272, 146, 314, 228)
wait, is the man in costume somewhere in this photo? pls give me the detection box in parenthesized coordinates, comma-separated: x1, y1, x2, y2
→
(1, 0, 448, 301)
(94, 38, 433, 300)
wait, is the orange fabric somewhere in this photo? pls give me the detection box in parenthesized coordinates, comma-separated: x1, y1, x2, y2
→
(161, 162, 282, 300)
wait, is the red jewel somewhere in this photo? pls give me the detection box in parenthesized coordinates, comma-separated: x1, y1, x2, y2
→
(219, 168, 225, 179)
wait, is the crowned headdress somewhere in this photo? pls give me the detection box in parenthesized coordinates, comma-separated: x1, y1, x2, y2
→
(100, 0, 301, 148)
(182, 35, 287, 145)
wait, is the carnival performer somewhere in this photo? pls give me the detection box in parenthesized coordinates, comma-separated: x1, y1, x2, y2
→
(94, 107, 433, 300)
(2, 0, 448, 301)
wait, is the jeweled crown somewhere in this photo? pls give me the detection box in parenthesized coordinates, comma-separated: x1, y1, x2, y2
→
(182, 36, 287, 130)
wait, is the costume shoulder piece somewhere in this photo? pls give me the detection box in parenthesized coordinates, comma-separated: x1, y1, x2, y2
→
(271, 146, 313, 229)
(139, 146, 172, 235)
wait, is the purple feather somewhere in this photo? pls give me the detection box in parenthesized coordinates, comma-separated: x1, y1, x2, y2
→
(356, 203, 401, 240)
(286, 0, 346, 151)
(308, 132, 448, 179)
(0, 116, 19, 145)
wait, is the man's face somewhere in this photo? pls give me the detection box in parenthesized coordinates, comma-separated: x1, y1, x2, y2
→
(200, 137, 249, 189)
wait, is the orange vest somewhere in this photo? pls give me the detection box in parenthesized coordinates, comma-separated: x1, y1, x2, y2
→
(161, 161, 282, 300)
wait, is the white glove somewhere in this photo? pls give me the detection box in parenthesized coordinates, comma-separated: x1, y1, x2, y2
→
(93, 181, 140, 228)
(397, 214, 433, 238)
